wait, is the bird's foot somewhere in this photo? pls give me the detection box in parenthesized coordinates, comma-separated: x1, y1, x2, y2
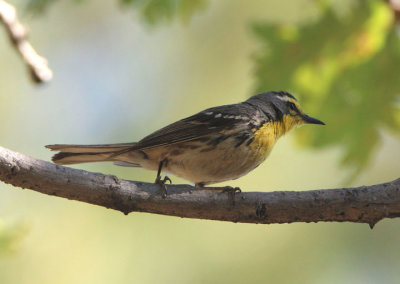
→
(222, 186, 241, 205)
(194, 184, 241, 204)
(195, 184, 241, 194)
(155, 176, 172, 198)
(222, 186, 242, 194)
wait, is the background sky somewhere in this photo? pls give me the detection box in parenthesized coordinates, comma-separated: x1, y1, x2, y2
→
(1, 0, 400, 283)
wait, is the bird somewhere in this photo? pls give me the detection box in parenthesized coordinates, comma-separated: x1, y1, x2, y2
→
(46, 91, 324, 195)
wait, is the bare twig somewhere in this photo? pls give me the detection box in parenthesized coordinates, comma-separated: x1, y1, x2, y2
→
(0, 0, 52, 83)
(0, 145, 399, 228)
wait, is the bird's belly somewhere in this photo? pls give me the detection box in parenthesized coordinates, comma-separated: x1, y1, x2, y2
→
(164, 137, 271, 184)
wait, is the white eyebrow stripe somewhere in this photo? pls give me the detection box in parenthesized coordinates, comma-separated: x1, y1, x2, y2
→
(276, 96, 291, 102)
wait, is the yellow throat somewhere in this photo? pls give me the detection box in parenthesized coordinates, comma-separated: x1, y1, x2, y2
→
(251, 114, 304, 159)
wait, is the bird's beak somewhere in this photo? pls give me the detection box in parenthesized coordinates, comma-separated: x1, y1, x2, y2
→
(302, 114, 325, 125)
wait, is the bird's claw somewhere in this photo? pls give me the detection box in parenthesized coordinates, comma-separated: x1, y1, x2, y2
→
(164, 176, 172, 184)
(155, 176, 172, 198)
(222, 186, 241, 194)
(222, 186, 241, 205)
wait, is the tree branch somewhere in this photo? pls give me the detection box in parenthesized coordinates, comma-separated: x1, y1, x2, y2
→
(0, 0, 52, 83)
(1, 145, 399, 228)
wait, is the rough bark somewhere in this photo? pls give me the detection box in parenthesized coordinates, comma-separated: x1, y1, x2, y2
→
(1, 146, 399, 227)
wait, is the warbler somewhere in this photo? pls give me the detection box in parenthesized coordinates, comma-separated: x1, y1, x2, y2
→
(46, 91, 324, 194)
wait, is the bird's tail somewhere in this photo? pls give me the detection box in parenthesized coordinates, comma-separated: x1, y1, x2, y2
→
(45, 143, 137, 165)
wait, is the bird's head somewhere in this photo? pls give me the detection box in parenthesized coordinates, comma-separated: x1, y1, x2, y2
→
(246, 91, 325, 133)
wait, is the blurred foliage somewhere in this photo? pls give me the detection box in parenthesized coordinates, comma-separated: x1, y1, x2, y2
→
(26, 0, 208, 25)
(253, 0, 400, 179)
(26, 0, 52, 13)
(0, 220, 27, 257)
(121, 0, 208, 25)
(26, 0, 82, 14)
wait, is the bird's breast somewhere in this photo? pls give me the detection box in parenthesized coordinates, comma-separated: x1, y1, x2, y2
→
(250, 122, 282, 161)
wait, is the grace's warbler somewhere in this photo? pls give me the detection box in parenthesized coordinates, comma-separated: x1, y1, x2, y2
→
(46, 91, 324, 194)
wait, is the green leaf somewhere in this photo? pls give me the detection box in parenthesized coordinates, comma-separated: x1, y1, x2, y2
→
(26, 0, 59, 13)
(26, 0, 208, 25)
(252, 0, 400, 178)
(121, 0, 208, 26)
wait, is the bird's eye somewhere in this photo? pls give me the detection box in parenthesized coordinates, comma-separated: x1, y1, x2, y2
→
(288, 102, 297, 112)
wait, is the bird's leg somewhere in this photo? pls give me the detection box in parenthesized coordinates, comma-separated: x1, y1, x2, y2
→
(195, 183, 241, 194)
(195, 184, 241, 205)
(155, 160, 171, 198)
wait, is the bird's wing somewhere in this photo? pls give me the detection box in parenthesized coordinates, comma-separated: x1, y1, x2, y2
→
(113, 103, 255, 156)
